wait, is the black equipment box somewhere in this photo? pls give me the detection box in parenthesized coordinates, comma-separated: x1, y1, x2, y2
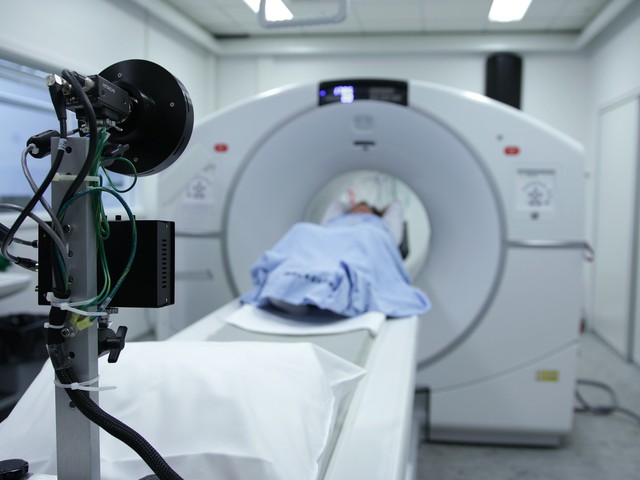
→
(38, 220, 174, 308)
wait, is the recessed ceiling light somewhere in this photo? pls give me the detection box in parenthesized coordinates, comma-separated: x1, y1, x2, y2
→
(243, 0, 293, 21)
(488, 0, 533, 22)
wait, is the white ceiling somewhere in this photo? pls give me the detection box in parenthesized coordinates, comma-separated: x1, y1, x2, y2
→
(162, 0, 614, 38)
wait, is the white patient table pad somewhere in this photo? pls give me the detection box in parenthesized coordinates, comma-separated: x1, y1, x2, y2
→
(171, 301, 420, 480)
(227, 304, 386, 335)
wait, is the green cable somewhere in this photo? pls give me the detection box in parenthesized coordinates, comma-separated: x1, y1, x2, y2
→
(56, 127, 139, 313)
(0, 253, 10, 272)
(58, 186, 137, 312)
(101, 157, 138, 193)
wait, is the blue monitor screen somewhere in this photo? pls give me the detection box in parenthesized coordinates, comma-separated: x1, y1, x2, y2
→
(318, 79, 408, 106)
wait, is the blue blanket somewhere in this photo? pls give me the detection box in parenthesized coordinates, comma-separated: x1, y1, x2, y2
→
(241, 214, 431, 317)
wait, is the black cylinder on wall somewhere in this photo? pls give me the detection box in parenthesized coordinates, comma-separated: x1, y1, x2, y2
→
(485, 53, 522, 109)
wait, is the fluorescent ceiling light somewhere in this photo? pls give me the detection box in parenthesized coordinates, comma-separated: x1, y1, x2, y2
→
(244, 0, 293, 21)
(488, 0, 533, 22)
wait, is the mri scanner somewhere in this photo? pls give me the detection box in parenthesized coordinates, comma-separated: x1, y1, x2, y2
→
(157, 78, 585, 467)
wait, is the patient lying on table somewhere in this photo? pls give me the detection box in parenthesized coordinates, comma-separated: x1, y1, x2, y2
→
(241, 201, 430, 317)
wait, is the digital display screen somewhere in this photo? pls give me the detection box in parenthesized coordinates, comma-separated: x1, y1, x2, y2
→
(318, 79, 408, 106)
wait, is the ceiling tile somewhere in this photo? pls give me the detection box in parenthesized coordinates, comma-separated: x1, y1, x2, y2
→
(525, 0, 569, 18)
(423, 0, 494, 18)
(161, 0, 616, 38)
(361, 17, 423, 33)
(221, 4, 259, 23)
(352, 3, 422, 19)
(560, 0, 611, 17)
(423, 17, 488, 32)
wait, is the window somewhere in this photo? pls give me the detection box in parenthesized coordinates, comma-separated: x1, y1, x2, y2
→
(0, 59, 134, 212)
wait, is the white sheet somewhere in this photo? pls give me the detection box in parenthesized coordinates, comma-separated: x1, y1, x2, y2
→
(0, 341, 364, 480)
(226, 304, 386, 336)
(241, 219, 430, 317)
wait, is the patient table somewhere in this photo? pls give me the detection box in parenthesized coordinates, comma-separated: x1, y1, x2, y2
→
(170, 301, 421, 480)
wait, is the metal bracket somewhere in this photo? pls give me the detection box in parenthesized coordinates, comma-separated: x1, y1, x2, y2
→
(258, 0, 349, 28)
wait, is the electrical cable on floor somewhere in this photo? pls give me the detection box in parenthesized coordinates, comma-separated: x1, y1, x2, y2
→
(575, 378, 640, 426)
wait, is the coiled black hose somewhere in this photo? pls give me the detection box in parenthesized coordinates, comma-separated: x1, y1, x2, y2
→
(55, 366, 184, 480)
(47, 306, 183, 480)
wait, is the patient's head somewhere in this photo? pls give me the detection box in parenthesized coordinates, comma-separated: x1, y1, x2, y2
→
(349, 202, 384, 216)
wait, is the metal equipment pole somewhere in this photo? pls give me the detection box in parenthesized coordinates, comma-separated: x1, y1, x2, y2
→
(51, 136, 100, 479)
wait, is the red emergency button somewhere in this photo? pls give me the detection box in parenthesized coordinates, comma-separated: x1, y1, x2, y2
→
(214, 143, 229, 152)
(505, 146, 520, 155)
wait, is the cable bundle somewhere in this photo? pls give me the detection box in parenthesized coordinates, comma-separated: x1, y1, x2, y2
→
(1, 68, 184, 480)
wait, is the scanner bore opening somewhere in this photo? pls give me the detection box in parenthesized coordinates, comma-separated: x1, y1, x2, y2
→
(305, 169, 431, 279)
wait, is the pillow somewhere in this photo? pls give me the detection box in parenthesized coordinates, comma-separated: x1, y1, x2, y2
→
(0, 341, 364, 480)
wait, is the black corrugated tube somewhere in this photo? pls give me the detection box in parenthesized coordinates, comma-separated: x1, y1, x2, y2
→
(47, 306, 183, 480)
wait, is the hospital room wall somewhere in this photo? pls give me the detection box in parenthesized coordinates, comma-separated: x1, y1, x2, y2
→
(0, 0, 217, 120)
(0, 0, 218, 340)
(584, 0, 640, 365)
(215, 53, 591, 147)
